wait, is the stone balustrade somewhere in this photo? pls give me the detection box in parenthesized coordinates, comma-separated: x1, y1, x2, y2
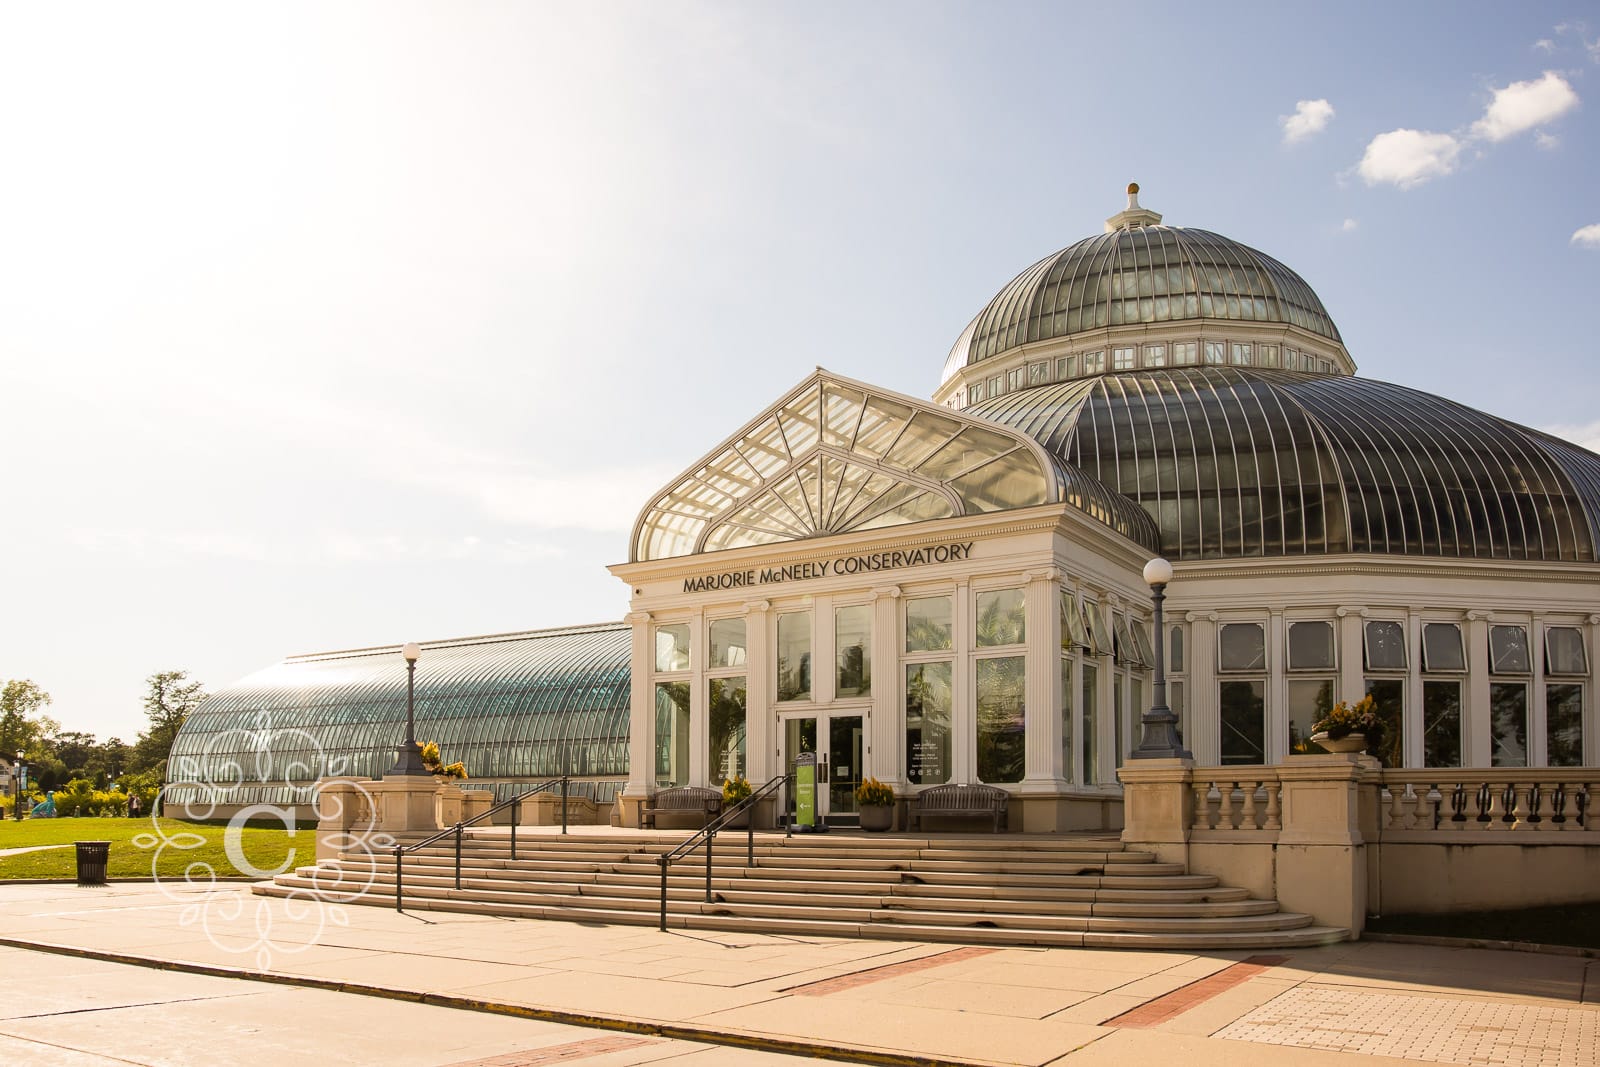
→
(1190, 769, 1282, 833)
(1373, 769, 1599, 834)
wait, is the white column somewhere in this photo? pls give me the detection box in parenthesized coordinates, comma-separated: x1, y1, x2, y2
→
(1187, 612, 1218, 765)
(1586, 614, 1600, 766)
(1337, 609, 1365, 707)
(688, 605, 707, 786)
(1097, 597, 1118, 783)
(1465, 612, 1491, 767)
(1405, 609, 1423, 769)
(1024, 568, 1059, 785)
(744, 600, 772, 784)
(624, 611, 654, 804)
(1530, 618, 1548, 766)
(814, 593, 836, 705)
(870, 586, 902, 788)
(1267, 609, 1286, 763)
(953, 578, 972, 784)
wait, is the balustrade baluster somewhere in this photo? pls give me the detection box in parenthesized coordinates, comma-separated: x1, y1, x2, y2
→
(1239, 781, 1259, 830)
(1263, 779, 1281, 830)
(1217, 782, 1237, 830)
(1191, 782, 1212, 831)
(1509, 784, 1531, 829)
(1485, 783, 1509, 829)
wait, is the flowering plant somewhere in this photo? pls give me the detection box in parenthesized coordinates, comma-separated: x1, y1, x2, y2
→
(722, 776, 752, 805)
(855, 777, 895, 807)
(1311, 695, 1383, 742)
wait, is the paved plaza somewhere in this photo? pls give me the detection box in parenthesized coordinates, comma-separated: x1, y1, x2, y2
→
(0, 879, 1595, 1066)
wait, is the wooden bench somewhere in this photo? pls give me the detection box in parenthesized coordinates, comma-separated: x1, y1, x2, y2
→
(639, 786, 723, 830)
(909, 783, 1009, 833)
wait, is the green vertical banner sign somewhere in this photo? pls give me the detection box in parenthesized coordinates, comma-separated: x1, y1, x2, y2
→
(794, 752, 816, 828)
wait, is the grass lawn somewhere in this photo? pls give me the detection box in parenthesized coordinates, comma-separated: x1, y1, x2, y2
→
(0, 817, 310, 881)
(1367, 904, 1600, 951)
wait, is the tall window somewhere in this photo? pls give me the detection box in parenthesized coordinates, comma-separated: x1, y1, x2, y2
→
(1545, 626, 1587, 766)
(654, 682, 690, 787)
(1218, 622, 1266, 764)
(975, 588, 1026, 783)
(707, 677, 747, 782)
(655, 624, 690, 672)
(777, 611, 811, 702)
(835, 605, 872, 698)
(1168, 624, 1188, 751)
(1287, 621, 1335, 754)
(1489, 624, 1530, 766)
(1421, 623, 1463, 767)
(1082, 662, 1100, 785)
(1059, 591, 1083, 783)
(905, 594, 953, 785)
(1363, 620, 1407, 767)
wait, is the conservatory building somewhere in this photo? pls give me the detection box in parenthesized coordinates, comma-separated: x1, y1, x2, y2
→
(607, 185, 1600, 832)
(171, 186, 1600, 832)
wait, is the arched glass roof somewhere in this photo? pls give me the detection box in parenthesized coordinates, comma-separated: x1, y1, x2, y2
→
(973, 368, 1600, 562)
(944, 226, 1342, 383)
(633, 370, 1157, 560)
(165, 623, 631, 808)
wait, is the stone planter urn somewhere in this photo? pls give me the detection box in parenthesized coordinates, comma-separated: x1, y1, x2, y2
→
(1312, 731, 1366, 754)
(859, 804, 894, 832)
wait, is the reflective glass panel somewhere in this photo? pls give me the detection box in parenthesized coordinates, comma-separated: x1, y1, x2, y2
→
(1219, 623, 1266, 671)
(1490, 682, 1527, 767)
(709, 619, 746, 669)
(655, 625, 690, 672)
(906, 596, 952, 652)
(707, 677, 747, 782)
(1422, 623, 1465, 672)
(1547, 684, 1584, 767)
(1060, 656, 1074, 782)
(975, 588, 1026, 647)
(1170, 626, 1184, 672)
(776, 612, 812, 701)
(977, 656, 1026, 783)
(1220, 680, 1265, 764)
(905, 662, 951, 785)
(1082, 663, 1099, 785)
(1364, 621, 1407, 671)
(1083, 601, 1113, 656)
(1061, 590, 1090, 650)
(1490, 625, 1531, 674)
(835, 605, 872, 698)
(1364, 678, 1405, 768)
(1288, 679, 1333, 754)
(1288, 621, 1335, 670)
(1545, 627, 1587, 676)
(654, 682, 691, 787)
(1423, 680, 1461, 767)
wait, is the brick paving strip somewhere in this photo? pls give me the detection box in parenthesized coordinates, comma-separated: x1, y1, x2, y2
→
(783, 946, 999, 996)
(443, 1035, 658, 1066)
(1106, 954, 1290, 1028)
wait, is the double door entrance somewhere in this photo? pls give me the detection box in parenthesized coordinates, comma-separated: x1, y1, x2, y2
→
(782, 713, 864, 821)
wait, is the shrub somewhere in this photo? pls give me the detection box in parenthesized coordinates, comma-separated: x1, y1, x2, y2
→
(722, 776, 752, 805)
(855, 777, 895, 807)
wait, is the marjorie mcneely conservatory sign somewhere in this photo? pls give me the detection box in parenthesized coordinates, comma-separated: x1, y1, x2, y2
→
(682, 541, 976, 593)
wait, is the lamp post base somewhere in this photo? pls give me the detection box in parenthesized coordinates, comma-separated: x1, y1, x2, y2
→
(387, 741, 432, 777)
(1130, 706, 1193, 761)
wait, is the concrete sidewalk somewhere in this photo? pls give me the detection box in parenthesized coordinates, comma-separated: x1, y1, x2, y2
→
(1, 880, 1596, 1067)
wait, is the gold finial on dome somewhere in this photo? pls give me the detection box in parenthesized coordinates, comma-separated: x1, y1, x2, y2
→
(1106, 182, 1161, 233)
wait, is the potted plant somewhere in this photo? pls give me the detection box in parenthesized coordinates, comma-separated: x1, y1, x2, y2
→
(421, 741, 469, 781)
(1310, 696, 1383, 755)
(722, 775, 753, 828)
(855, 777, 896, 832)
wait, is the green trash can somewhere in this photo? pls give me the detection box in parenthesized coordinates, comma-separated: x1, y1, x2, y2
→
(75, 840, 110, 886)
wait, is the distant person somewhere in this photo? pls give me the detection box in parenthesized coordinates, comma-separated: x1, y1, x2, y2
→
(129, 793, 142, 819)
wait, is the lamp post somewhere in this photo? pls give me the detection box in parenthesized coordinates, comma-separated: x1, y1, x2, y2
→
(1130, 558, 1192, 760)
(388, 642, 431, 776)
(13, 751, 25, 822)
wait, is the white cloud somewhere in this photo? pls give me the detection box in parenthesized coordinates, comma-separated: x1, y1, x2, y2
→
(1281, 98, 1335, 143)
(1571, 223, 1600, 248)
(1544, 420, 1600, 453)
(1536, 131, 1560, 149)
(1534, 38, 1556, 53)
(1341, 218, 1359, 232)
(1471, 71, 1579, 142)
(1357, 129, 1463, 189)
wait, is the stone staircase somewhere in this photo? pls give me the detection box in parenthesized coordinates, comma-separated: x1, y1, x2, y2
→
(254, 830, 1349, 949)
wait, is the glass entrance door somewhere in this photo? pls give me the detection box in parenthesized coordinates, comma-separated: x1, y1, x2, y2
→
(783, 714, 865, 821)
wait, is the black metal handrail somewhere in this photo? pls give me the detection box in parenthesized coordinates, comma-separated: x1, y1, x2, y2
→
(656, 772, 792, 932)
(394, 775, 570, 911)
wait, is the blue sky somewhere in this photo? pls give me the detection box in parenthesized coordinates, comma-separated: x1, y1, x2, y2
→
(1, 2, 1596, 741)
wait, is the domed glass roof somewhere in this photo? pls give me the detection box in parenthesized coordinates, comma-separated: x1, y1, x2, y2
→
(971, 368, 1600, 563)
(943, 224, 1343, 383)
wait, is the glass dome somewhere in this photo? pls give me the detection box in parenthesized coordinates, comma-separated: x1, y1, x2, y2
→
(972, 368, 1600, 562)
(943, 224, 1343, 385)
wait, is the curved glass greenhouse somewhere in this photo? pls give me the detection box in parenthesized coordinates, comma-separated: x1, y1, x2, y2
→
(166, 623, 630, 810)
